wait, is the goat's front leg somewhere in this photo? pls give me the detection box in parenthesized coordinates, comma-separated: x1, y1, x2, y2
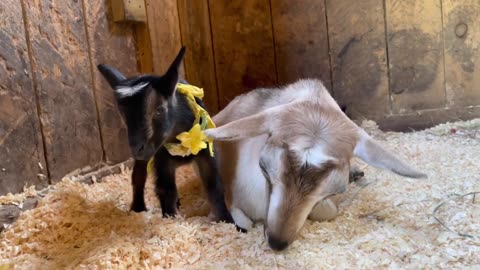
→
(131, 159, 148, 212)
(194, 150, 234, 224)
(153, 149, 179, 217)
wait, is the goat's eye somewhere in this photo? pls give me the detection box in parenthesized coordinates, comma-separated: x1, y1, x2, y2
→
(154, 108, 163, 117)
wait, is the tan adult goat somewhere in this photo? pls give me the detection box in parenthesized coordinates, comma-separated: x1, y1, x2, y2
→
(205, 79, 426, 251)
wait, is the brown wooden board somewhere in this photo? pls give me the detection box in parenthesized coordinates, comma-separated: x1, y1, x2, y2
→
(209, 0, 277, 108)
(271, 0, 332, 89)
(145, 0, 184, 77)
(0, 0, 48, 194)
(442, 0, 480, 107)
(385, 0, 446, 113)
(378, 106, 480, 132)
(134, 23, 154, 74)
(23, 0, 103, 181)
(84, 0, 137, 164)
(177, 0, 219, 113)
(326, 0, 390, 119)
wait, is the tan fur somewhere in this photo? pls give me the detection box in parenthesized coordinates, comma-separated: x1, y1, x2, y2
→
(208, 79, 426, 249)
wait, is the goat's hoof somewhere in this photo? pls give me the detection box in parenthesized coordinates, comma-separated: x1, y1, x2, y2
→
(236, 226, 248, 233)
(349, 170, 365, 183)
(131, 203, 147, 212)
(162, 209, 177, 218)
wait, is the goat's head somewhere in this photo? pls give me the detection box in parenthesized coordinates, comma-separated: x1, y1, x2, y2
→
(97, 47, 185, 160)
(205, 96, 426, 251)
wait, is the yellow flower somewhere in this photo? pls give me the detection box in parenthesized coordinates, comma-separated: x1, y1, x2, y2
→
(176, 124, 207, 155)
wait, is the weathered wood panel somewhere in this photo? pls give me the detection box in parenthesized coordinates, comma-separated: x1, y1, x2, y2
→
(134, 23, 154, 74)
(23, 0, 103, 181)
(271, 0, 331, 89)
(84, 0, 136, 164)
(145, 0, 184, 76)
(0, 0, 48, 194)
(380, 106, 480, 131)
(442, 0, 480, 107)
(326, 0, 390, 118)
(177, 0, 219, 113)
(386, 0, 446, 113)
(209, 0, 277, 108)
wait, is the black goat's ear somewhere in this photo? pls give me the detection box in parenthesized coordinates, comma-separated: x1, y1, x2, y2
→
(162, 47, 186, 96)
(97, 64, 126, 88)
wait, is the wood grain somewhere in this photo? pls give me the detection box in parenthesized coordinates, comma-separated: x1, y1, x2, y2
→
(84, 0, 136, 164)
(23, 0, 103, 181)
(326, 0, 390, 119)
(442, 0, 480, 107)
(209, 0, 277, 108)
(385, 0, 446, 113)
(0, 0, 48, 194)
(271, 0, 331, 88)
(177, 0, 219, 113)
(145, 0, 184, 77)
(378, 106, 480, 131)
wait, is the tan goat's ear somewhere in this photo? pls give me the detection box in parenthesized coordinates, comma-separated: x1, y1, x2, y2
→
(354, 130, 427, 178)
(205, 106, 284, 141)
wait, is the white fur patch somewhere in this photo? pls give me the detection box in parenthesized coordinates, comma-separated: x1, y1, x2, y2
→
(115, 82, 149, 97)
(293, 143, 336, 167)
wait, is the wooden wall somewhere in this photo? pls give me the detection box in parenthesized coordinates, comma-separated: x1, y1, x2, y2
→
(0, 0, 137, 195)
(2, 0, 480, 195)
(145, 0, 480, 129)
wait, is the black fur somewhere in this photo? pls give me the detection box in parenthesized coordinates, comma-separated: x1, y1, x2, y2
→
(97, 47, 235, 227)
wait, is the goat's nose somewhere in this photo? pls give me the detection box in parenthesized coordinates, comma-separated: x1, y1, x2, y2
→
(267, 235, 289, 251)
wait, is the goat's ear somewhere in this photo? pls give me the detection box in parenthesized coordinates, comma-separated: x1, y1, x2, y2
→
(97, 64, 126, 88)
(205, 106, 285, 141)
(354, 129, 427, 178)
(161, 46, 186, 96)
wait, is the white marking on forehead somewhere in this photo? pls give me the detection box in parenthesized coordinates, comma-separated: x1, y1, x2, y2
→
(115, 82, 149, 97)
(290, 141, 336, 167)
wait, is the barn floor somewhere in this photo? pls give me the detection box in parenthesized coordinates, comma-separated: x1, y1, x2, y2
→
(1, 119, 479, 269)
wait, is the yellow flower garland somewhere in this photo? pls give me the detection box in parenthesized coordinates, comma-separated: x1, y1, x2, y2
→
(147, 83, 216, 175)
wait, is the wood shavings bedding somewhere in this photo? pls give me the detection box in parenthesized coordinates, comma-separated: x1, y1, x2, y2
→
(1, 119, 479, 269)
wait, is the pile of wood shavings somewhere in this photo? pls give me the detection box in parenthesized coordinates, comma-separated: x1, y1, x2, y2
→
(1, 119, 479, 269)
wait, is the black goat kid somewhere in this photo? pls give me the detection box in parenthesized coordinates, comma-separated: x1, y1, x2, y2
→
(97, 47, 234, 225)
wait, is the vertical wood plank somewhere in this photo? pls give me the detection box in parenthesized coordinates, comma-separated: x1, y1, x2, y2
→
(271, 0, 331, 89)
(145, 0, 184, 76)
(209, 0, 277, 108)
(23, 0, 103, 181)
(177, 0, 219, 113)
(326, 0, 390, 118)
(0, 0, 48, 194)
(386, 0, 446, 113)
(442, 0, 480, 107)
(84, 0, 137, 164)
(134, 23, 154, 74)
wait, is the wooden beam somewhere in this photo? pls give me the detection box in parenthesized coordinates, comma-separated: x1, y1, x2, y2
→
(111, 0, 147, 23)
(385, 0, 446, 113)
(377, 106, 480, 132)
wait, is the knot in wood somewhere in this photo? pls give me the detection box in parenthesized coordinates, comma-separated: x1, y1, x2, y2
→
(455, 23, 468, 38)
